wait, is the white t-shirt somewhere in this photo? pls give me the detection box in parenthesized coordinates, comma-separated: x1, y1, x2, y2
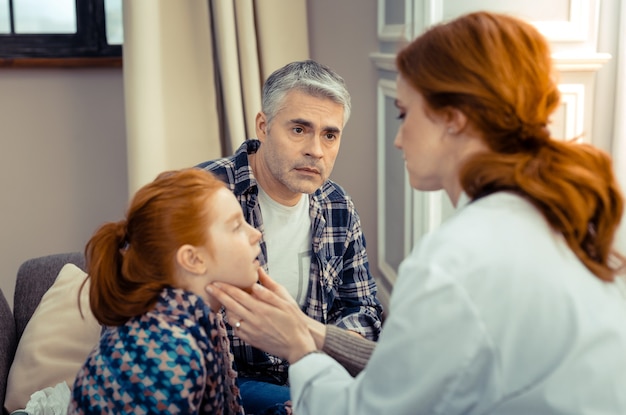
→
(289, 192, 626, 414)
(257, 186, 312, 305)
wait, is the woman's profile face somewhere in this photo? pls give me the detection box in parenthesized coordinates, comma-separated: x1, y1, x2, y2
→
(393, 75, 491, 205)
(393, 75, 453, 192)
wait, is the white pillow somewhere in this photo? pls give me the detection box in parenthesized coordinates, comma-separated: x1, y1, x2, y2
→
(4, 264, 101, 413)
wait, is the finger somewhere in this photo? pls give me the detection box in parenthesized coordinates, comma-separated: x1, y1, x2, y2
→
(216, 281, 291, 320)
(222, 310, 241, 326)
(231, 315, 243, 329)
(257, 268, 280, 290)
(207, 283, 256, 318)
(228, 318, 255, 344)
(212, 281, 255, 304)
(250, 281, 296, 310)
(257, 269, 296, 303)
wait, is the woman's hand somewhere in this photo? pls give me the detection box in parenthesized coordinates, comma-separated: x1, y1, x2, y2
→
(254, 269, 328, 349)
(207, 268, 318, 363)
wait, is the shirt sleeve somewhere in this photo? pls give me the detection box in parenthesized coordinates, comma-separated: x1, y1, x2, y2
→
(330, 201, 384, 341)
(290, 241, 498, 415)
(322, 325, 375, 376)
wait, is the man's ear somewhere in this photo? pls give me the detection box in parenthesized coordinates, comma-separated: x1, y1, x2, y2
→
(176, 244, 207, 275)
(255, 111, 268, 141)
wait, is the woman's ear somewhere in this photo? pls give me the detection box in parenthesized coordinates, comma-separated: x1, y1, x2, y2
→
(446, 107, 468, 135)
(176, 245, 207, 275)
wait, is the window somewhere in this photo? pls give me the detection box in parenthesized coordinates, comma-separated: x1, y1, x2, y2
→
(0, 0, 122, 61)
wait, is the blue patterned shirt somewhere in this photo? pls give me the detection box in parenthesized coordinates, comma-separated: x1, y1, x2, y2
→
(197, 140, 383, 383)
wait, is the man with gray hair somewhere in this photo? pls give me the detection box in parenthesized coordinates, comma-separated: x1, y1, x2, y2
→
(197, 60, 383, 414)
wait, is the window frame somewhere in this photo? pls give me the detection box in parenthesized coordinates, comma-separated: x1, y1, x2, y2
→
(0, 0, 121, 63)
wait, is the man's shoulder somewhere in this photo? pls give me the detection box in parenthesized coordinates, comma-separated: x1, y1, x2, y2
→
(196, 150, 240, 174)
(316, 179, 351, 203)
(196, 140, 255, 170)
(312, 181, 365, 227)
(314, 180, 364, 221)
(195, 141, 256, 190)
(196, 157, 239, 191)
(197, 157, 235, 174)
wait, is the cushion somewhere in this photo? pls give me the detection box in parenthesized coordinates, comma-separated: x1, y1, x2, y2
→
(4, 264, 101, 412)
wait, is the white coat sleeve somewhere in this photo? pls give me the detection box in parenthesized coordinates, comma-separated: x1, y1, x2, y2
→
(289, 241, 500, 415)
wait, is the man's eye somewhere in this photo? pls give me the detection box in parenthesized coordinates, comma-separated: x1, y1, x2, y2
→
(293, 127, 304, 134)
(396, 113, 406, 120)
(325, 133, 337, 141)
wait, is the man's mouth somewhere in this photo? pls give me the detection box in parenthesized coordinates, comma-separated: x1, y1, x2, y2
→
(295, 167, 320, 175)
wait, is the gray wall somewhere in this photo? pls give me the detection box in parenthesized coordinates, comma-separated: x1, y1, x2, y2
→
(0, 69, 128, 308)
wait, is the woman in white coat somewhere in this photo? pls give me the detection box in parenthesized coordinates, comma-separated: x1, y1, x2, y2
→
(208, 11, 626, 414)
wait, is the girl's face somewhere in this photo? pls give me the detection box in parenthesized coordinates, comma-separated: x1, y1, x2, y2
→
(205, 188, 262, 286)
(183, 188, 262, 303)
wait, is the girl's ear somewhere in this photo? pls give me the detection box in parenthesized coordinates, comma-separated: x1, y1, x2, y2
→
(176, 244, 207, 275)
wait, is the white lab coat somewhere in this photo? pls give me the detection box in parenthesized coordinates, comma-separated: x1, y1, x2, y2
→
(290, 192, 626, 414)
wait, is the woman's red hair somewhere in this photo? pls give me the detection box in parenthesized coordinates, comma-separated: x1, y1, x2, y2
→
(396, 11, 625, 281)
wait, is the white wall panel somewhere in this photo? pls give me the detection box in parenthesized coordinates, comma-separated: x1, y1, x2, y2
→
(377, 0, 413, 41)
(376, 79, 413, 285)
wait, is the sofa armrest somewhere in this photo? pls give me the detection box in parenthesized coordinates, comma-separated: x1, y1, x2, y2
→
(0, 288, 17, 414)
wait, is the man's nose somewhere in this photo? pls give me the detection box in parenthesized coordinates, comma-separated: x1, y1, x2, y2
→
(305, 136, 324, 158)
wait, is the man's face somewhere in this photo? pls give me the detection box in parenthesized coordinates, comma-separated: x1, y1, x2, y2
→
(254, 90, 344, 205)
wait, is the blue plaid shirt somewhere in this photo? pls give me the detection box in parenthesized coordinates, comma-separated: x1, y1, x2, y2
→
(197, 140, 383, 383)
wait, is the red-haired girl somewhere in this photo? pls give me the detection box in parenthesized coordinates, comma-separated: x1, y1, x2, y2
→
(69, 168, 262, 414)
